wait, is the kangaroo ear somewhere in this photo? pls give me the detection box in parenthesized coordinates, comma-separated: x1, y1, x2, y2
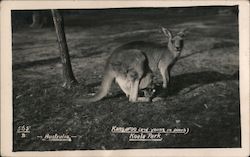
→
(161, 27, 172, 39)
(177, 28, 189, 37)
(177, 32, 185, 37)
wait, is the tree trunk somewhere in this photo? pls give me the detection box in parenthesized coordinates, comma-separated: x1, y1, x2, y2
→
(51, 9, 78, 88)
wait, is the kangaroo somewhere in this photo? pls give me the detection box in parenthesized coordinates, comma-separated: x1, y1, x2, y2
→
(116, 27, 186, 89)
(81, 49, 155, 103)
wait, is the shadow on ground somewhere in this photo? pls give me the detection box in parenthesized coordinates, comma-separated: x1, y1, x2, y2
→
(85, 70, 239, 101)
(158, 70, 238, 97)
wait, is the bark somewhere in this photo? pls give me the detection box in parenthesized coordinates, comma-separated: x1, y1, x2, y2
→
(51, 9, 78, 88)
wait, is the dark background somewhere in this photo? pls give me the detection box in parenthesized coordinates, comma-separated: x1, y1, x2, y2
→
(12, 6, 240, 151)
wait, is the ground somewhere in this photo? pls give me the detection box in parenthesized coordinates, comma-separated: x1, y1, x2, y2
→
(12, 8, 240, 151)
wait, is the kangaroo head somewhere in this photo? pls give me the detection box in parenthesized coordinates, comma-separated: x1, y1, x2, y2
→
(161, 27, 187, 53)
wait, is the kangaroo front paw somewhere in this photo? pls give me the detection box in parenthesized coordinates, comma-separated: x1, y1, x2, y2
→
(162, 84, 167, 89)
(129, 96, 137, 102)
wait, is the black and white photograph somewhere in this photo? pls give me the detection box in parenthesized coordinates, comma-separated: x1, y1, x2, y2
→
(1, 1, 249, 157)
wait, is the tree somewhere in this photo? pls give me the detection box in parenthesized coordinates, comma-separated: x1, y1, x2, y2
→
(51, 9, 78, 88)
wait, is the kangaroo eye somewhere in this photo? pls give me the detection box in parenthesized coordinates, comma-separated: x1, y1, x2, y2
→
(180, 40, 183, 46)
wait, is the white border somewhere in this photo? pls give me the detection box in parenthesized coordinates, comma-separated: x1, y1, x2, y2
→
(1, 1, 249, 157)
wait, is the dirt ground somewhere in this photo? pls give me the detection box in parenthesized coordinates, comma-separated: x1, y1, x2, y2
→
(12, 7, 240, 151)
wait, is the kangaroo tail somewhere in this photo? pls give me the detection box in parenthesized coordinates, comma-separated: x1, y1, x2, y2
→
(80, 70, 115, 103)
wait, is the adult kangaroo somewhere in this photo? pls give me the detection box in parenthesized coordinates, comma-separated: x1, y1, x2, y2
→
(116, 27, 186, 89)
(80, 49, 155, 103)
(79, 27, 185, 103)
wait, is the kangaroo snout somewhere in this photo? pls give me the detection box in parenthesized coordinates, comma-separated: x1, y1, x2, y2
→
(176, 47, 181, 51)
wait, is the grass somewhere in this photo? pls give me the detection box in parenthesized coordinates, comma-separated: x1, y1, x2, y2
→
(12, 8, 240, 151)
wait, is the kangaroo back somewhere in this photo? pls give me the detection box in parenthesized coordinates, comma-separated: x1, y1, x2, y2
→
(116, 41, 167, 71)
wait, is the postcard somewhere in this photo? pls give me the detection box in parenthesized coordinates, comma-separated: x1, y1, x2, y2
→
(1, 0, 249, 157)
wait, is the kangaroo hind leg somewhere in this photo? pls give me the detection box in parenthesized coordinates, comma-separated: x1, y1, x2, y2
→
(130, 80, 151, 102)
(116, 77, 130, 97)
(127, 69, 151, 102)
(127, 69, 141, 102)
(129, 79, 140, 102)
